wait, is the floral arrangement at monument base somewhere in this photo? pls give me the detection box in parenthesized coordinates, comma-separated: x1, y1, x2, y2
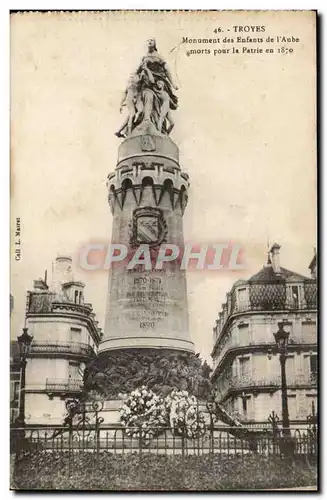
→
(165, 390, 207, 439)
(119, 386, 167, 441)
(120, 387, 206, 442)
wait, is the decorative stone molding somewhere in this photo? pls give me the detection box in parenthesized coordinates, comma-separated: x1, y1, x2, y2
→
(107, 160, 189, 214)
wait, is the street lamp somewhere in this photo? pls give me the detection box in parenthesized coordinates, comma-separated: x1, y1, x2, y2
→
(17, 327, 33, 426)
(273, 322, 291, 437)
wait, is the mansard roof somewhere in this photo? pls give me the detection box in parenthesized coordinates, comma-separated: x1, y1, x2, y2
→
(248, 265, 309, 283)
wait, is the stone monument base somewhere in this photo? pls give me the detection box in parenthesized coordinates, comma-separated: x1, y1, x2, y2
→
(99, 336, 195, 353)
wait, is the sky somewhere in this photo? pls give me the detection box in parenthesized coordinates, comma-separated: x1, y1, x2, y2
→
(10, 10, 316, 362)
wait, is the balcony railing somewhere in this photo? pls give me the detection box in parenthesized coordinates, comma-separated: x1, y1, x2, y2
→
(28, 293, 94, 316)
(228, 299, 315, 315)
(30, 341, 95, 358)
(216, 373, 317, 402)
(45, 379, 84, 393)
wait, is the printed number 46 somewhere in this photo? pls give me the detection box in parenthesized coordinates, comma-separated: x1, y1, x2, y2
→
(214, 28, 223, 33)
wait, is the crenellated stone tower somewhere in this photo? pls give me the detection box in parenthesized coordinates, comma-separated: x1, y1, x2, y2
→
(99, 123, 194, 354)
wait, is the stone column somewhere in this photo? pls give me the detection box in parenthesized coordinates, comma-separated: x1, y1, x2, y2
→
(99, 127, 194, 354)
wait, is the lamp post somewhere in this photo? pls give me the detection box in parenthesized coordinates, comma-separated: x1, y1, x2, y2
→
(273, 322, 291, 437)
(17, 327, 33, 426)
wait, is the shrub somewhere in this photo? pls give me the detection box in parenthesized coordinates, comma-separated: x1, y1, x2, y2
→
(12, 451, 317, 491)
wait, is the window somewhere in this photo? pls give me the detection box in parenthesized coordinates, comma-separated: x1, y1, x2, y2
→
(306, 395, 317, 416)
(74, 290, 78, 303)
(302, 322, 316, 343)
(14, 381, 20, 400)
(238, 324, 249, 345)
(310, 354, 317, 384)
(237, 288, 247, 309)
(285, 355, 295, 381)
(239, 357, 250, 377)
(291, 286, 299, 308)
(70, 327, 81, 342)
(287, 395, 297, 420)
(79, 291, 83, 304)
(69, 362, 80, 380)
(11, 381, 20, 402)
(78, 364, 85, 378)
(225, 362, 233, 379)
(242, 397, 247, 414)
(11, 409, 19, 424)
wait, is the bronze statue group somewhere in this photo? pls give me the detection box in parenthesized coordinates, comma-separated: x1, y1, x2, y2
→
(115, 38, 178, 138)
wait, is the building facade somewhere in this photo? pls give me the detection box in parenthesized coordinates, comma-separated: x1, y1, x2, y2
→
(16, 256, 102, 425)
(10, 293, 21, 423)
(10, 342, 21, 424)
(211, 244, 317, 424)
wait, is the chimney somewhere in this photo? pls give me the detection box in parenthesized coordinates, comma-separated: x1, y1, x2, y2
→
(33, 278, 49, 291)
(270, 243, 281, 274)
(51, 255, 73, 294)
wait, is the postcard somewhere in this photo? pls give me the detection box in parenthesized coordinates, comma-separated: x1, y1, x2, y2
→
(10, 10, 317, 491)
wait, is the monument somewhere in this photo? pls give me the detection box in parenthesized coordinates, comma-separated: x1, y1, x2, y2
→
(85, 39, 211, 399)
